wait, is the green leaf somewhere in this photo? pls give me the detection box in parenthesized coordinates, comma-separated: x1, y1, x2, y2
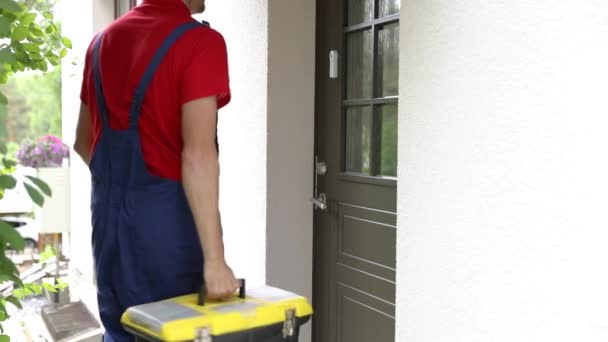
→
(12, 288, 24, 300)
(15, 50, 27, 63)
(0, 91, 6, 105)
(42, 283, 57, 293)
(0, 175, 16, 190)
(21, 42, 40, 53)
(10, 25, 28, 41)
(45, 25, 54, 34)
(14, 61, 23, 71)
(48, 56, 59, 66)
(0, 49, 16, 65)
(62, 37, 72, 49)
(0, 256, 17, 275)
(28, 284, 42, 295)
(0, 141, 6, 155)
(0, 272, 10, 282)
(25, 176, 51, 196)
(43, 11, 53, 20)
(60, 48, 67, 58)
(55, 278, 69, 290)
(0, 220, 25, 251)
(0, 17, 11, 37)
(19, 13, 36, 26)
(11, 275, 23, 289)
(29, 52, 42, 61)
(3, 13, 16, 22)
(23, 182, 44, 207)
(2, 158, 16, 168)
(0, 0, 21, 12)
(4, 295, 21, 309)
(29, 26, 43, 37)
(0, 335, 8, 342)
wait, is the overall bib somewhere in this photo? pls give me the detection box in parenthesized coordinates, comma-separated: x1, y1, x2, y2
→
(91, 21, 205, 342)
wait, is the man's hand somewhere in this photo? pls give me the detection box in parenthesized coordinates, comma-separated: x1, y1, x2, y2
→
(204, 260, 240, 299)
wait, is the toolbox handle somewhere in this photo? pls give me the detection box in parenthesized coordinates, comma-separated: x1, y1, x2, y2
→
(198, 279, 246, 306)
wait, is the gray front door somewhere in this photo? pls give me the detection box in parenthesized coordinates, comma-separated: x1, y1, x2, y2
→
(313, 0, 400, 341)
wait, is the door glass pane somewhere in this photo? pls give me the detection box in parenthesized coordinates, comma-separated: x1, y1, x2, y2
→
(378, 23, 400, 97)
(378, 0, 400, 17)
(348, 0, 374, 25)
(346, 107, 373, 174)
(347, 30, 373, 99)
(380, 104, 398, 177)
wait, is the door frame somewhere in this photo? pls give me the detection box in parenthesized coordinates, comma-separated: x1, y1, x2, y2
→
(313, 1, 399, 341)
(312, 1, 341, 341)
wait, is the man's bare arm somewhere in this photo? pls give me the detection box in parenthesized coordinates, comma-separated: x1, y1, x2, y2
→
(73, 103, 93, 166)
(182, 96, 239, 299)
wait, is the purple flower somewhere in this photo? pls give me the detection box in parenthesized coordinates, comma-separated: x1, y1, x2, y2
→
(17, 136, 70, 168)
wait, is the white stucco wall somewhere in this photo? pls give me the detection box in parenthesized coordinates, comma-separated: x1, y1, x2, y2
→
(61, 0, 98, 282)
(397, 1, 608, 341)
(266, 1, 316, 341)
(197, 2, 268, 287)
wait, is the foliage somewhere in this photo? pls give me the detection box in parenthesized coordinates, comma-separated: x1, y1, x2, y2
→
(0, 0, 70, 338)
(0, 67, 62, 148)
(0, 142, 53, 337)
(0, 0, 71, 88)
(37, 244, 54, 262)
(16, 134, 68, 167)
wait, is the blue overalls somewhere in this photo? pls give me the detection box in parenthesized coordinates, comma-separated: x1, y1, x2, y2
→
(91, 21, 205, 342)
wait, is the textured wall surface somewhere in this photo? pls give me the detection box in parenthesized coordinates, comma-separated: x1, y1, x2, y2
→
(397, 1, 608, 341)
(61, 0, 100, 282)
(266, 1, 316, 341)
(199, 1, 269, 286)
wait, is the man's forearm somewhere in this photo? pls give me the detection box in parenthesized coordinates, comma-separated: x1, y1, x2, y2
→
(73, 143, 90, 166)
(74, 103, 93, 166)
(182, 150, 225, 263)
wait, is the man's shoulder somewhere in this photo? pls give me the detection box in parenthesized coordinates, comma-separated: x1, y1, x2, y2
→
(184, 22, 226, 44)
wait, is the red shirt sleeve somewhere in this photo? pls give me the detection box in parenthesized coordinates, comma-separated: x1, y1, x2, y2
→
(80, 39, 94, 106)
(180, 30, 231, 108)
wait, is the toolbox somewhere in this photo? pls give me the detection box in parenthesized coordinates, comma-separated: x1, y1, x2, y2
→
(121, 280, 313, 342)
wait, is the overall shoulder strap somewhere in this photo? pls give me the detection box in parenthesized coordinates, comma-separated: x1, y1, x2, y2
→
(92, 32, 110, 130)
(129, 20, 202, 130)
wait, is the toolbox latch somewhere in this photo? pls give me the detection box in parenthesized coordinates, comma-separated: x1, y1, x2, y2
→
(282, 308, 296, 338)
(195, 326, 212, 342)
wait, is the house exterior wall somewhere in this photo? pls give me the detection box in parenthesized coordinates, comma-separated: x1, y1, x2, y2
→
(397, 1, 608, 341)
(266, 2, 316, 342)
(61, 0, 100, 282)
(196, 1, 269, 288)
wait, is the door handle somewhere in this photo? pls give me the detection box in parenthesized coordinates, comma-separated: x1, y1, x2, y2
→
(313, 156, 328, 211)
(311, 193, 328, 211)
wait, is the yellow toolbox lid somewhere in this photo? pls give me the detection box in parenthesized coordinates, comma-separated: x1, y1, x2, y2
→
(121, 286, 313, 341)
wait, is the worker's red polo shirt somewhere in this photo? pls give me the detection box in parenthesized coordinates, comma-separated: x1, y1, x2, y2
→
(80, 0, 231, 181)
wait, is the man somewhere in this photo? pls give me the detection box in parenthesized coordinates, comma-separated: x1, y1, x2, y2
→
(73, 0, 239, 340)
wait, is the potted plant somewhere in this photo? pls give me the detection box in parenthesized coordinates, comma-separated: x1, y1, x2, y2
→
(15, 135, 70, 169)
(16, 135, 70, 254)
(39, 246, 70, 304)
